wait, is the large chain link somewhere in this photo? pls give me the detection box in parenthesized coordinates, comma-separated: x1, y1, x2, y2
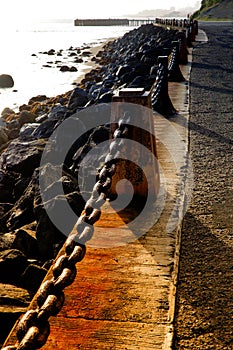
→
(2, 112, 131, 350)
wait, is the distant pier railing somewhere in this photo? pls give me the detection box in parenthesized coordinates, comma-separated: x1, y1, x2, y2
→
(74, 17, 195, 28)
(74, 18, 130, 26)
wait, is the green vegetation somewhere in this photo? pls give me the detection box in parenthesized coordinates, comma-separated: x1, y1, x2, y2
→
(191, 0, 233, 20)
(201, 0, 221, 8)
(192, 0, 221, 18)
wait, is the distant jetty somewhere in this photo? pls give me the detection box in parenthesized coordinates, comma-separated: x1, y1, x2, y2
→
(74, 18, 158, 26)
(74, 18, 129, 26)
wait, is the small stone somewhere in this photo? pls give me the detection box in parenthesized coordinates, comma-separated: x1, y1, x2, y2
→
(69, 66, 78, 72)
(60, 65, 70, 72)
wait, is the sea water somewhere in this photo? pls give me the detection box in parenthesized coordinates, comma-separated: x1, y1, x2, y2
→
(0, 20, 132, 113)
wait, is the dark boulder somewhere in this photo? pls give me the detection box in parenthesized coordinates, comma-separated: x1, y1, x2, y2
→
(28, 95, 48, 105)
(0, 170, 15, 203)
(0, 127, 8, 147)
(0, 283, 30, 346)
(0, 249, 29, 284)
(48, 104, 68, 120)
(120, 71, 137, 84)
(19, 264, 47, 292)
(0, 233, 15, 251)
(47, 49, 55, 55)
(6, 119, 19, 130)
(0, 74, 14, 88)
(60, 65, 70, 72)
(69, 66, 78, 72)
(67, 87, 89, 110)
(82, 51, 92, 57)
(0, 283, 30, 307)
(11, 229, 38, 258)
(5, 168, 39, 231)
(97, 91, 114, 104)
(19, 123, 40, 138)
(70, 125, 110, 176)
(13, 175, 31, 200)
(0, 138, 47, 177)
(32, 118, 59, 139)
(6, 127, 19, 140)
(74, 57, 84, 63)
(18, 111, 37, 127)
(88, 82, 103, 99)
(34, 196, 71, 260)
(68, 52, 77, 57)
(0, 229, 37, 259)
(116, 65, 132, 78)
(134, 63, 151, 76)
(34, 166, 85, 259)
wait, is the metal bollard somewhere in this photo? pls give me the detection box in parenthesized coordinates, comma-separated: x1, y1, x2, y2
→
(151, 56, 177, 117)
(168, 41, 186, 82)
(176, 31, 189, 65)
(189, 20, 196, 43)
(194, 20, 198, 35)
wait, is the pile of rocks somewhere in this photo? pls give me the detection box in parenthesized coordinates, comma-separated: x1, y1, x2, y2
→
(0, 23, 180, 345)
(35, 45, 91, 72)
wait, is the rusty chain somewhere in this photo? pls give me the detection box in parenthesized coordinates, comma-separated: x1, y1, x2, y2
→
(2, 112, 131, 350)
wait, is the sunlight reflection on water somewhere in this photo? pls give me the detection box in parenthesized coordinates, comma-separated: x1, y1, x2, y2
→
(0, 21, 131, 112)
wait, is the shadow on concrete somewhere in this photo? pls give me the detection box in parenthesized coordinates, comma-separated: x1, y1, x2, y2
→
(191, 61, 233, 75)
(170, 113, 233, 146)
(190, 80, 233, 96)
(173, 212, 233, 348)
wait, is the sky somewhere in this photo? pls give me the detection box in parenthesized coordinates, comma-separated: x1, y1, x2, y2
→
(1, 0, 201, 23)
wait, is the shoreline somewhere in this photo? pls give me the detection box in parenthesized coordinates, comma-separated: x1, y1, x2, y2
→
(72, 37, 117, 86)
(0, 38, 116, 120)
(0, 28, 127, 115)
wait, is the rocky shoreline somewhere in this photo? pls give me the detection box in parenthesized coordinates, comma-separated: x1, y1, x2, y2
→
(0, 23, 181, 346)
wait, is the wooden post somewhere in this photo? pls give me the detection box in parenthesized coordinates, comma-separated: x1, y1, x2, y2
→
(109, 87, 160, 203)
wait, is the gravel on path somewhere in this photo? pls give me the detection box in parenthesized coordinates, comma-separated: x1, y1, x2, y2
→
(174, 22, 233, 349)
